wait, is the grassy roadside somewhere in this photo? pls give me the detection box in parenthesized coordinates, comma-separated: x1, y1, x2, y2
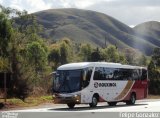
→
(0, 95, 53, 110)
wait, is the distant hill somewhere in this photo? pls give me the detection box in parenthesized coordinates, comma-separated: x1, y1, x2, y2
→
(32, 8, 159, 55)
(134, 21, 160, 48)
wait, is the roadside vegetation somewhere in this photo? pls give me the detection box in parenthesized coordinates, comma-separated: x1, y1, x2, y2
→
(0, 96, 52, 109)
(0, 5, 160, 108)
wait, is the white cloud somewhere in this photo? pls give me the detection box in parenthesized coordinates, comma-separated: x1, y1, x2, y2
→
(23, 0, 52, 13)
(1, 0, 52, 13)
(74, 0, 104, 8)
(44, 0, 106, 9)
(86, 0, 160, 26)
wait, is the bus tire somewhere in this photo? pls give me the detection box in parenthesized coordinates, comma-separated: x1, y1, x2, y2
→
(108, 102, 117, 106)
(126, 93, 136, 105)
(89, 95, 98, 107)
(67, 103, 75, 109)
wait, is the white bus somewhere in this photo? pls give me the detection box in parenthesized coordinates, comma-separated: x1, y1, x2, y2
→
(52, 62, 148, 108)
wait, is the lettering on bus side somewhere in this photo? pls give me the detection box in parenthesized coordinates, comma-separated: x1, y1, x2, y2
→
(94, 82, 116, 88)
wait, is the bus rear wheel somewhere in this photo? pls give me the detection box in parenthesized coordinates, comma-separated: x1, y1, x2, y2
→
(89, 95, 98, 107)
(126, 93, 136, 105)
(67, 103, 75, 109)
(108, 102, 117, 106)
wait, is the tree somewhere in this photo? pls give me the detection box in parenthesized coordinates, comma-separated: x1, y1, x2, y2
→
(90, 47, 101, 62)
(48, 44, 61, 69)
(0, 12, 13, 57)
(0, 5, 50, 100)
(118, 53, 127, 64)
(27, 41, 47, 74)
(124, 48, 144, 65)
(60, 41, 70, 64)
(80, 44, 92, 61)
(26, 41, 48, 88)
(138, 54, 147, 66)
(48, 38, 73, 69)
(148, 48, 160, 80)
(148, 48, 160, 95)
(152, 48, 160, 67)
(0, 11, 12, 72)
(0, 57, 9, 71)
(101, 45, 119, 63)
(0, 8, 31, 100)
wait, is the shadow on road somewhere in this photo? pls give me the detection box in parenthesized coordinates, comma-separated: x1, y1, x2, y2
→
(48, 103, 148, 111)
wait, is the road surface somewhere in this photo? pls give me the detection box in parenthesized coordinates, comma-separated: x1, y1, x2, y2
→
(4, 99, 160, 112)
(1, 99, 160, 118)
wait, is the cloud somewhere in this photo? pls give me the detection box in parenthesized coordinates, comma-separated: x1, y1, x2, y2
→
(23, 0, 52, 13)
(95, 0, 160, 7)
(73, 0, 106, 8)
(86, 0, 160, 26)
(1, 0, 52, 13)
(45, 0, 106, 9)
(1, 0, 108, 11)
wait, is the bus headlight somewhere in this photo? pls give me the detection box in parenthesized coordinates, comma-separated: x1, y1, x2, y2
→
(73, 94, 81, 102)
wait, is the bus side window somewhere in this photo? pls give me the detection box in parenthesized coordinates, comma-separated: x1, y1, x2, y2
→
(132, 69, 139, 80)
(113, 69, 120, 80)
(121, 69, 132, 80)
(93, 67, 104, 80)
(137, 69, 141, 80)
(83, 67, 93, 87)
(141, 69, 147, 80)
(120, 69, 129, 80)
(104, 68, 114, 80)
(86, 68, 92, 82)
(93, 67, 100, 80)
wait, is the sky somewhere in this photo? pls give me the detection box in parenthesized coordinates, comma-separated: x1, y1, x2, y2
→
(0, 0, 160, 26)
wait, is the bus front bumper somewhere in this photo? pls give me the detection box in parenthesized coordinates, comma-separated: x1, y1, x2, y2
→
(53, 95, 81, 104)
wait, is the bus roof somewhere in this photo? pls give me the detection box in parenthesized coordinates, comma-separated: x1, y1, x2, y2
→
(57, 62, 146, 70)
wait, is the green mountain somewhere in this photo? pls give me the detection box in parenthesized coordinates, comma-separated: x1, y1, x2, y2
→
(33, 8, 158, 55)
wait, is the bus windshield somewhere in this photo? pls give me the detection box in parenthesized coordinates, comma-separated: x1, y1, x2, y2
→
(53, 69, 82, 93)
(53, 67, 93, 93)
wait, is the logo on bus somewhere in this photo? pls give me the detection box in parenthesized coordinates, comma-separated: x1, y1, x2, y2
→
(94, 82, 116, 88)
(94, 82, 99, 88)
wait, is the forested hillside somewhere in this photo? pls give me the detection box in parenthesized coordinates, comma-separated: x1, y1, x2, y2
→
(32, 8, 159, 55)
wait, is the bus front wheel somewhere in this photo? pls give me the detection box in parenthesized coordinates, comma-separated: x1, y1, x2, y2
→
(126, 93, 136, 105)
(89, 95, 98, 107)
(67, 103, 75, 109)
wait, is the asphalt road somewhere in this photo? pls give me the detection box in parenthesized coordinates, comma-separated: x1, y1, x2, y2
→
(1, 99, 160, 118)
